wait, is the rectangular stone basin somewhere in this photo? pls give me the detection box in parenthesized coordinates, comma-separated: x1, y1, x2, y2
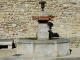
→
(15, 38, 70, 57)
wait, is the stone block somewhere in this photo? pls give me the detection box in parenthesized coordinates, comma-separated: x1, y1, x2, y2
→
(76, 13, 80, 18)
(56, 42, 70, 56)
(76, 8, 80, 12)
(25, 4, 29, 7)
(31, 0, 35, 2)
(9, 31, 13, 34)
(17, 44, 33, 54)
(34, 44, 55, 56)
(63, 4, 69, 7)
(0, 14, 5, 18)
(77, 0, 80, 2)
(20, 9, 25, 13)
(12, 24, 16, 27)
(76, 2, 80, 7)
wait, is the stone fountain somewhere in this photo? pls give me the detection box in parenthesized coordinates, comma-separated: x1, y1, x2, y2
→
(15, 1, 70, 57)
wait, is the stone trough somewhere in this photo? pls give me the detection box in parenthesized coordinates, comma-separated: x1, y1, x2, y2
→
(15, 38, 70, 57)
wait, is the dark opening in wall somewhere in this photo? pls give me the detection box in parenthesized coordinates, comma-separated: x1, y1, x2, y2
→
(0, 45, 8, 49)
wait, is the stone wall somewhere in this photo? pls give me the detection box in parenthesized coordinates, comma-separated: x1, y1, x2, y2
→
(70, 37, 80, 48)
(0, 0, 80, 39)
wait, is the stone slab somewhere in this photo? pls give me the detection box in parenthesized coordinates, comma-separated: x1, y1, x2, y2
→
(0, 39, 13, 45)
(15, 38, 70, 44)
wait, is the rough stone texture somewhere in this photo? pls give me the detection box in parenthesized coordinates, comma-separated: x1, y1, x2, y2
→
(70, 37, 80, 48)
(0, 0, 79, 42)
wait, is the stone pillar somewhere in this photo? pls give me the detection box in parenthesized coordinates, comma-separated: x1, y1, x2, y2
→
(37, 24, 48, 40)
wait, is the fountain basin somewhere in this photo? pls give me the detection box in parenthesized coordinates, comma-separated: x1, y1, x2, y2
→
(15, 38, 70, 57)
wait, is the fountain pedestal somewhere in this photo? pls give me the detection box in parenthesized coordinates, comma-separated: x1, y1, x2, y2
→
(37, 24, 49, 40)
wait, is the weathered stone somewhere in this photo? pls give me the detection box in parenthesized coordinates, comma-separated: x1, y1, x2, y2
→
(77, 0, 80, 2)
(76, 13, 80, 18)
(0, 14, 5, 18)
(31, 0, 35, 2)
(25, 4, 29, 7)
(12, 24, 16, 27)
(76, 2, 80, 7)
(16, 38, 70, 57)
(22, 28, 28, 32)
(76, 8, 80, 12)
(9, 31, 13, 34)
(63, 4, 69, 7)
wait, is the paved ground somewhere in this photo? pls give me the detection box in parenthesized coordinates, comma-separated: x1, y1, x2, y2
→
(0, 48, 80, 59)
